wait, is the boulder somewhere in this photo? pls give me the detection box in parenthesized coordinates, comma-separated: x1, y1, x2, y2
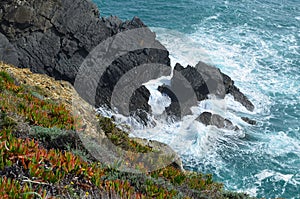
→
(158, 61, 254, 129)
(159, 62, 254, 119)
(241, 117, 257, 125)
(196, 112, 239, 131)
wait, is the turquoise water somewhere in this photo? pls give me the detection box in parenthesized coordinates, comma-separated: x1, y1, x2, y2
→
(94, 0, 300, 198)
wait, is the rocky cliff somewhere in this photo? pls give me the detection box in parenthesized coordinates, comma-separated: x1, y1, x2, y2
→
(0, 0, 169, 121)
(0, 0, 255, 128)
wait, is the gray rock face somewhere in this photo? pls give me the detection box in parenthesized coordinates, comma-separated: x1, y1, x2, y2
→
(0, 0, 170, 116)
(0, 0, 111, 81)
(0, 33, 18, 65)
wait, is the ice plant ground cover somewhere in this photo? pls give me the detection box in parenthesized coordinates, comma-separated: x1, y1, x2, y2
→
(0, 65, 254, 198)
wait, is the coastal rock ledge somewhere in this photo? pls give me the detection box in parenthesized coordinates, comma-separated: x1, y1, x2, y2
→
(0, 0, 255, 129)
(0, 0, 170, 120)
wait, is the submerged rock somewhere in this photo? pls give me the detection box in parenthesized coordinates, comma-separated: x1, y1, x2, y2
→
(241, 117, 257, 125)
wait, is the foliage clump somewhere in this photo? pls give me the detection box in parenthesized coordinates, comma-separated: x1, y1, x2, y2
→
(0, 71, 79, 130)
(99, 117, 153, 153)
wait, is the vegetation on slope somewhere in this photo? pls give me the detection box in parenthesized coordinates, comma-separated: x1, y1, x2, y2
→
(0, 65, 254, 198)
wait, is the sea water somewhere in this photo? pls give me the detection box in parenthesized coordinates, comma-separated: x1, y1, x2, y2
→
(93, 0, 300, 198)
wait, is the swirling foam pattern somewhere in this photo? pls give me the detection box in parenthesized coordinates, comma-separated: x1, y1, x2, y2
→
(95, 0, 299, 198)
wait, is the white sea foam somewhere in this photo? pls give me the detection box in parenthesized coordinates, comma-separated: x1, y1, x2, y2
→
(95, 20, 300, 198)
(205, 14, 220, 21)
(152, 25, 298, 196)
(255, 169, 294, 186)
(144, 76, 172, 115)
(265, 131, 300, 157)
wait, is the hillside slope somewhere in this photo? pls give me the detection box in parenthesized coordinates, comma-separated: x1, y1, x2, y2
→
(0, 62, 255, 198)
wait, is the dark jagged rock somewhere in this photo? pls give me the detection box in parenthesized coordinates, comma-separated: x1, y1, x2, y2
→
(129, 86, 152, 125)
(193, 61, 227, 99)
(227, 85, 254, 111)
(102, 16, 146, 35)
(158, 61, 254, 129)
(221, 73, 254, 111)
(241, 117, 257, 125)
(0, 33, 18, 66)
(94, 48, 170, 114)
(102, 16, 123, 35)
(159, 62, 254, 120)
(196, 112, 239, 131)
(173, 63, 210, 101)
(159, 62, 226, 119)
(186, 61, 254, 112)
(0, 0, 254, 129)
(130, 86, 151, 114)
(0, 0, 110, 82)
(158, 85, 181, 118)
(158, 63, 206, 118)
(0, 0, 171, 115)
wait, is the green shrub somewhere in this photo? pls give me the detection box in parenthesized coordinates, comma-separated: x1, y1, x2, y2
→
(99, 117, 152, 153)
(0, 71, 14, 84)
(29, 126, 68, 141)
